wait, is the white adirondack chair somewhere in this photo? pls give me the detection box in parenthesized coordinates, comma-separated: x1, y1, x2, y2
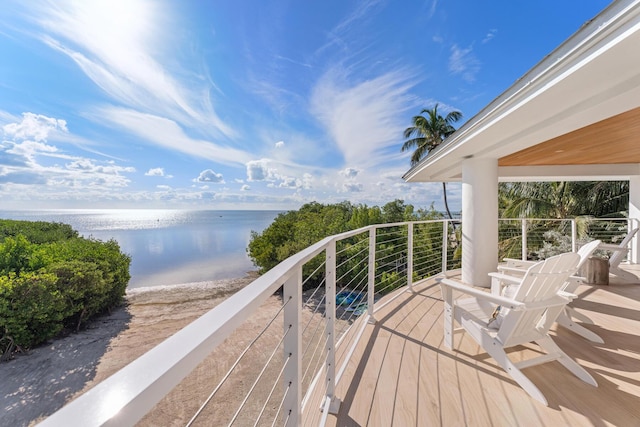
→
(439, 252, 597, 406)
(495, 240, 604, 343)
(598, 227, 639, 283)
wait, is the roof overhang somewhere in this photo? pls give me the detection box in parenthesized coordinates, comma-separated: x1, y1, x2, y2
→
(403, 0, 640, 183)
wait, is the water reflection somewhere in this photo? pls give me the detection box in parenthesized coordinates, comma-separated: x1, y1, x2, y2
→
(0, 210, 281, 288)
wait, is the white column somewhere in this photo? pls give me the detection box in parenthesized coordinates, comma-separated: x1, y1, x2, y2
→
(461, 158, 498, 287)
(629, 176, 640, 264)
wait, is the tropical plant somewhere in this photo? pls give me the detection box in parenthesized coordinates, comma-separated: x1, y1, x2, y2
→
(499, 181, 628, 219)
(401, 104, 462, 219)
(498, 181, 629, 259)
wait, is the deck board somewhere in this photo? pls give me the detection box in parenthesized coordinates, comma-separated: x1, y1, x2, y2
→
(305, 267, 640, 426)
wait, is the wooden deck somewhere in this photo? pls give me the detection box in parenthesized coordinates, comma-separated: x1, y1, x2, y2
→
(303, 266, 640, 426)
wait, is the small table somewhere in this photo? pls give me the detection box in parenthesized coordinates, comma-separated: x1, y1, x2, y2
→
(580, 256, 609, 285)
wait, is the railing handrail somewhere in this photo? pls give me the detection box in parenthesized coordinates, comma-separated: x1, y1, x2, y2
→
(39, 216, 636, 426)
(40, 220, 418, 426)
(38, 228, 347, 426)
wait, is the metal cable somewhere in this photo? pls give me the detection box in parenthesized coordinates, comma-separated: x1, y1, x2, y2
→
(185, 295, 292, 427)
(227, 325, 292, 426)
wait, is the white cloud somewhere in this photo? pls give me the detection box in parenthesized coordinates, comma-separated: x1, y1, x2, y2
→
(194, 169, 224, 183)
(275, 140, 285, 148)
(341, 167, 359, 178)
(28, 0, 234, 137)
(302, 173, 313, 189)
(3, 112, 67, 142)
(279, 177, 300, 189)
(449, 44, 480, 83)
(342, 182, 363, 192)
(156, 184, 171, 190)
(483, 29, 497, 44)
(96, 107, 251, 165)
(145, 167, 165, 176)
(241, 184, 250, 191)
(246, 159, 279, 182)
(311, 67, 417, 168)
(0, 115, 134, 191)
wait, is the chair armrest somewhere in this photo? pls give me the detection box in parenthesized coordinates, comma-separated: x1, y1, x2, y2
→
(496, 265, 527, 275)
(488, 272, 524, 285)
(502, 258, 536, 267)
(558, 291, 577, 301)
(437, 278, 525, 310)
(598, 243, 629, 252)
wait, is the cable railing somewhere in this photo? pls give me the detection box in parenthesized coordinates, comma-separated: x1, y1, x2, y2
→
(39, 217, 636, 426)
(498, 217, 636, 262)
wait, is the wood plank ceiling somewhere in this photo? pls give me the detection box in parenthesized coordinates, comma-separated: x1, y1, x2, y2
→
(498, 107, 640, 166)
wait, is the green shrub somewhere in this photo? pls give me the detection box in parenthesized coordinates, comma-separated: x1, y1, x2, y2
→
(0, 220, 131, 358)
(48, 261, 109, 331)
(0, 219, 78, 243)
(0, 272, 65, 354)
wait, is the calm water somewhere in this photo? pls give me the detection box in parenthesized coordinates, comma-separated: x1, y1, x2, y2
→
(0, 209, 282, 288)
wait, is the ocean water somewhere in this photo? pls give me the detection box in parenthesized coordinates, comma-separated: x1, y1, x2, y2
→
(0, 209, 282, 288)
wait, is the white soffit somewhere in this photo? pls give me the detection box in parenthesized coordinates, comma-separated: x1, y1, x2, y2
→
(498, 164, 640, 182)
(404, 0, 640, 183)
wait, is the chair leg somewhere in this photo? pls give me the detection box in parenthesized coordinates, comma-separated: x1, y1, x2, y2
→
(441, 286, 455, 349)
(536, 336, 597, 387)
(557, 310, 604, 343)
(484, 337, 548, 406)
(566, 306, 594, 325)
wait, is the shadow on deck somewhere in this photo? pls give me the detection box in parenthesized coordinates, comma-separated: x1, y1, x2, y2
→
(304, 266, 640, 426)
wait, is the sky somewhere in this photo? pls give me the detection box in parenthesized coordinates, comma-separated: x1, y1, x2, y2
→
(0, 0, 613, 211)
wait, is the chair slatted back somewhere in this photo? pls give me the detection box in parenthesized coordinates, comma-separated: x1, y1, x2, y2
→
(608, 228, 639, 267)
(498, 252, 580, 347)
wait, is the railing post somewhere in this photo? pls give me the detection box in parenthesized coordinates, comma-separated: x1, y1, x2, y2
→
(407, 222, 414, 292)
(441, 221, 448, 276)
(521, 219, 528, 261)
(367, 228, 376, 323)
(571, 219, 577, 253)
(324, 240, 341, 414)
(282, 270, 301, 426)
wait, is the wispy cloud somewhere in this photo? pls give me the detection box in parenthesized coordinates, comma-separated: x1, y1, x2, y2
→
(22, 0, 235, 138)
(316, 0, 385, 57)
(310, 67, 418, 168)
(483, 29, 498, 44)
(427, 0, 439, 19)
(95, 107, 252, 165)
(449, 44, 481, 83)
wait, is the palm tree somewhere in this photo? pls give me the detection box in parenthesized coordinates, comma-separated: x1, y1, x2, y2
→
(498, 181, 629, 260)
(401, 104, 462, 219)
(500, 181, 629, 219)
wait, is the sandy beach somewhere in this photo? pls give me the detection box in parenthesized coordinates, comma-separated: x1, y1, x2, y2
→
(1, 272, 288, 426)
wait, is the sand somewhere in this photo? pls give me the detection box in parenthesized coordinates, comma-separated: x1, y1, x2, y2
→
(0, 272, 291, 427)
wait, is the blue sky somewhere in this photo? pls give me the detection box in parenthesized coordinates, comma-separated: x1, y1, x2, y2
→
(0, 0, 612, 211)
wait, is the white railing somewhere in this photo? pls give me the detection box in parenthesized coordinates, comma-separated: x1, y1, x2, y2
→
(39, 217, 636, 426)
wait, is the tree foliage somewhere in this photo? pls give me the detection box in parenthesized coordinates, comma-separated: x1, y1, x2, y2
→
(498, 181, 630, 260)
(0, 220, 131, 358)
(401, 104, 462, 166)
(248, 201, 450, 294)
(401, 104, 462, 220)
